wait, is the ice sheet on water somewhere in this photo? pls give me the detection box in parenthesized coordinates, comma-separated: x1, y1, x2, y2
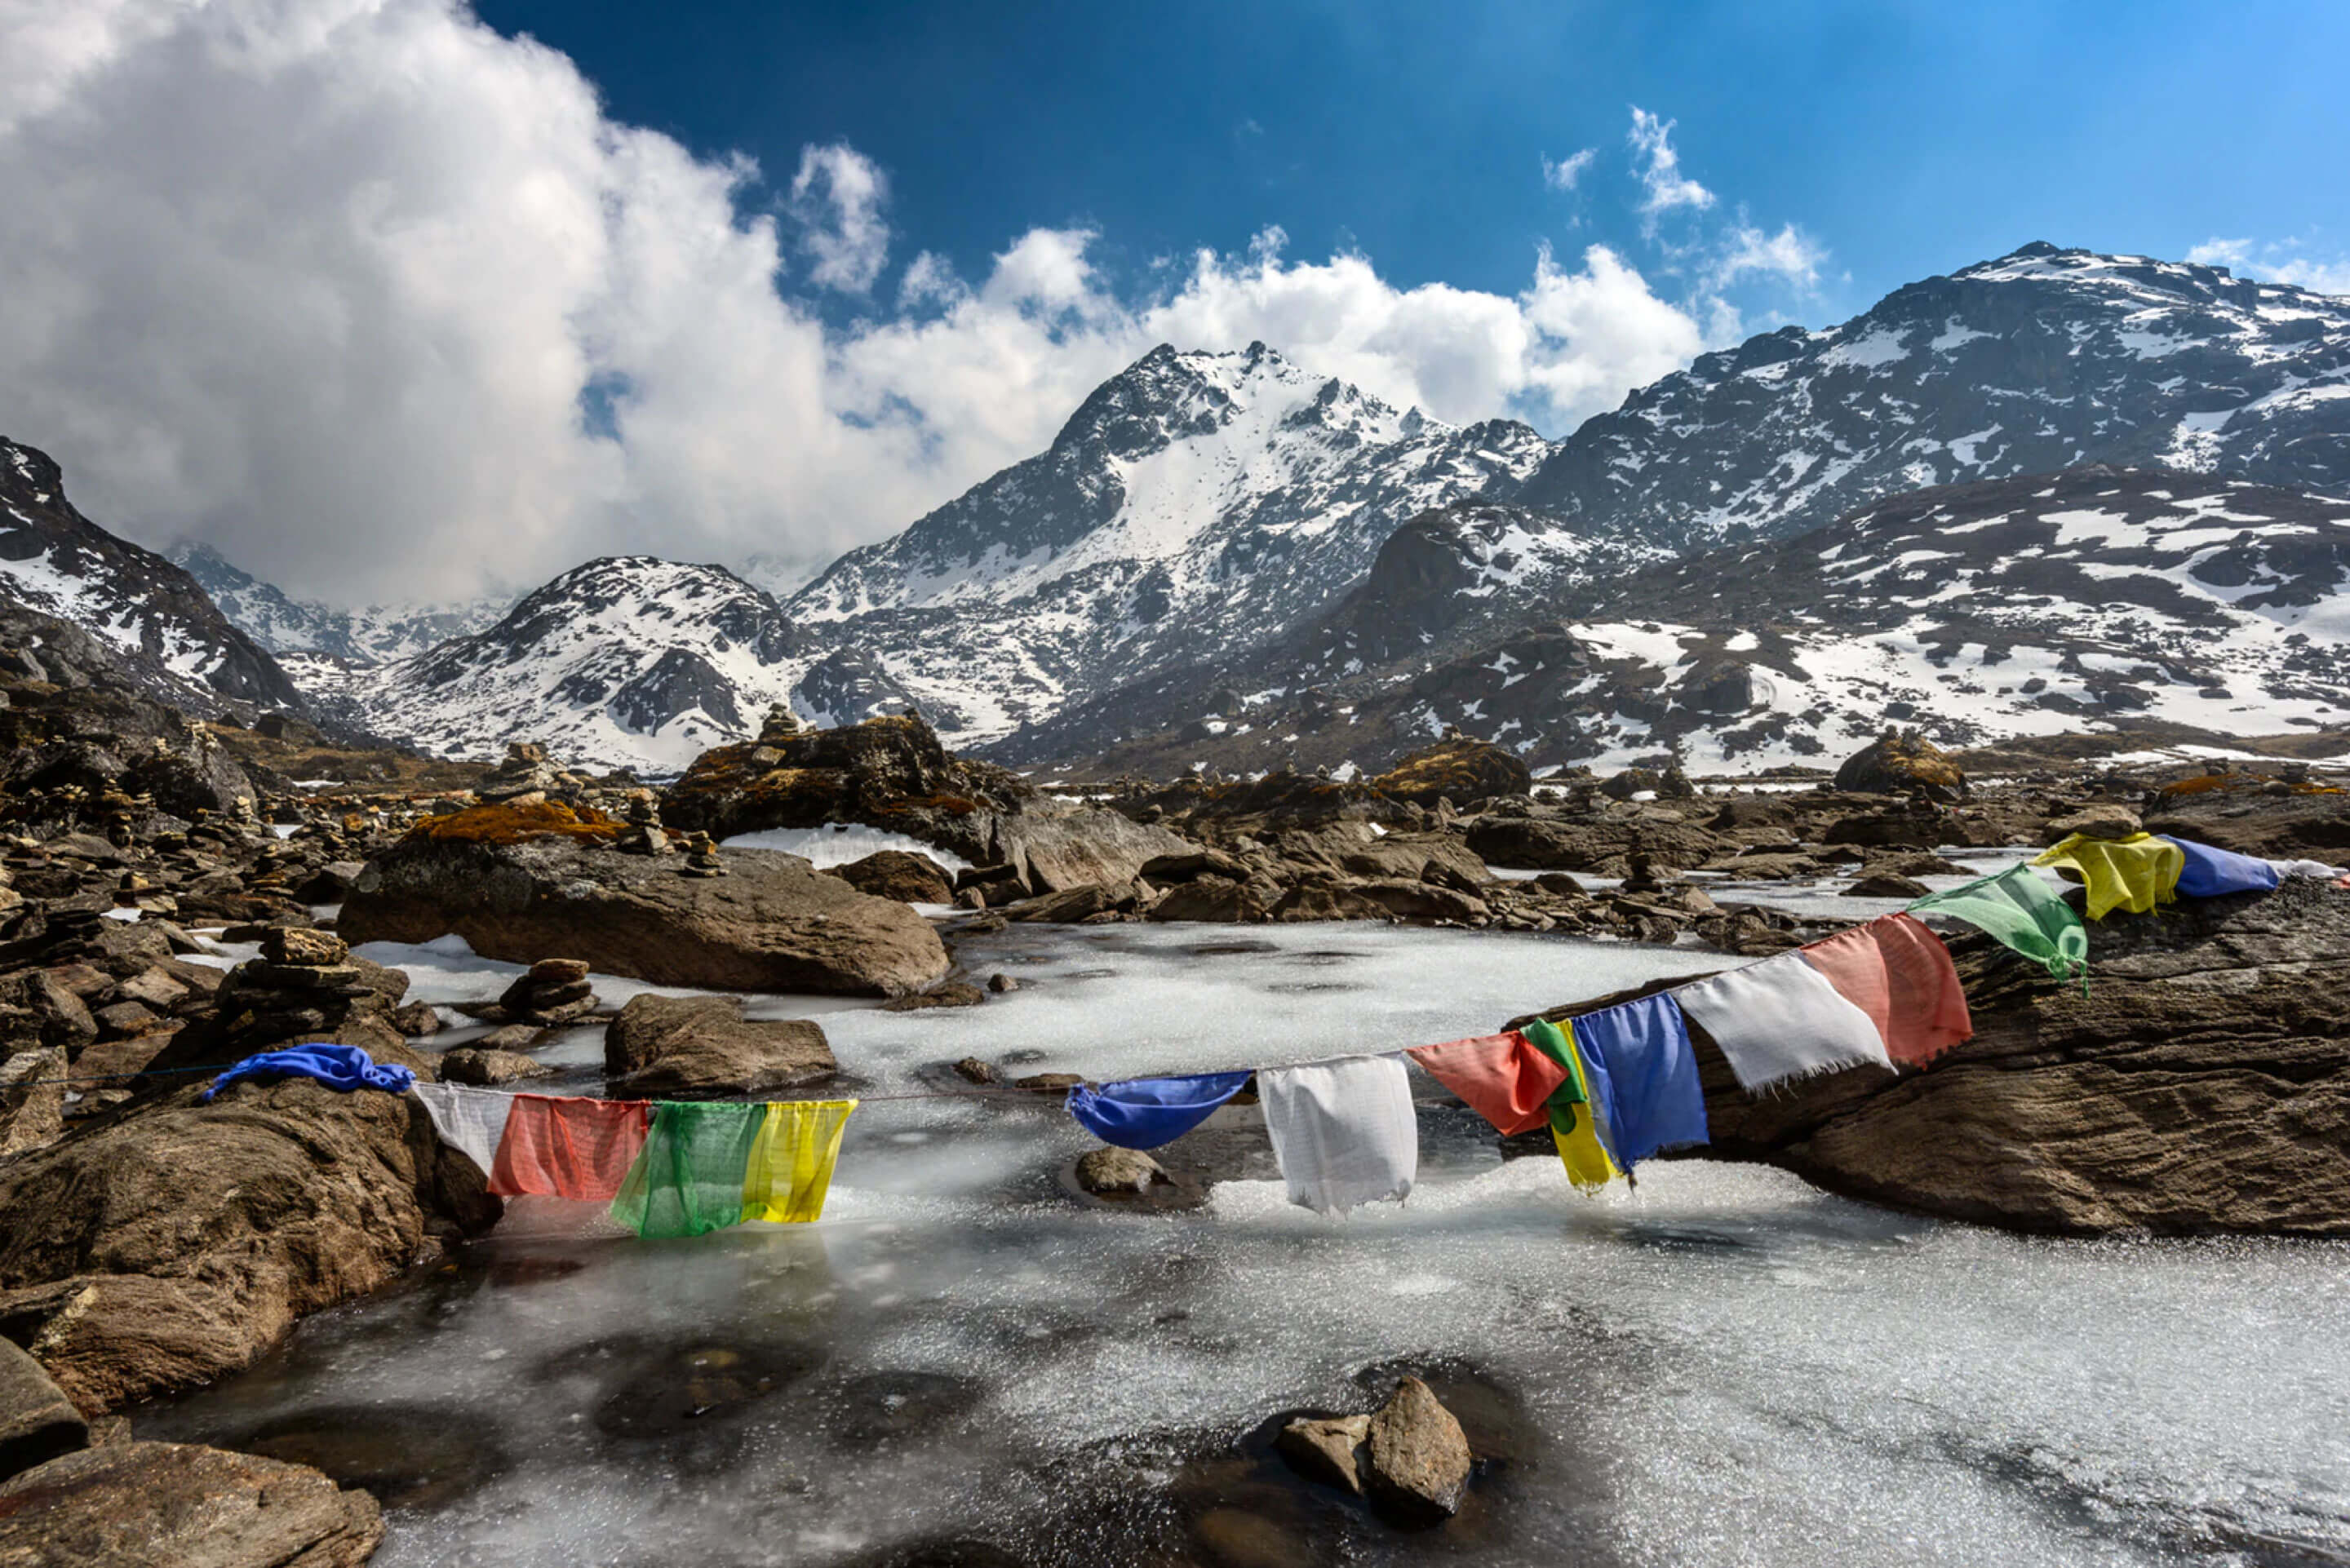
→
(720, 822, 974, 872)
(141, 923, 2350, 1566)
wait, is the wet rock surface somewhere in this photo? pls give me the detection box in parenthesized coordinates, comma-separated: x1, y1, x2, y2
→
(0, 1439, 384, 1567)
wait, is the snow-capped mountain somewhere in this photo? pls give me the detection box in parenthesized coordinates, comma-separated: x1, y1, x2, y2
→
(1023, 467, 2350, 776)
(1511, 242, 2350, 552)
(784, 342, 1554, 739)
(0, 436, 301, 711)
(168, 542, 510, 665)
(353, 556, 813, 772)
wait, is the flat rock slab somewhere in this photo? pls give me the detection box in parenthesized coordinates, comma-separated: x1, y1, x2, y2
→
(605, 994, 836, 1097)
(341, 835, 948, 995)
(0, 1440, 383, 1567)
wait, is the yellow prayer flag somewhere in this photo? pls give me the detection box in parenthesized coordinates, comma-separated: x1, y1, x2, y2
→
(742, 1100, 858, 1223)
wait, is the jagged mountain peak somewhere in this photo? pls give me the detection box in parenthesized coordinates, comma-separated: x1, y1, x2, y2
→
(0, 435, 301, 711)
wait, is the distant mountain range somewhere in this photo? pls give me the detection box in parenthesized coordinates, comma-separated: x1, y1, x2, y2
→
(4, 242, 2348, 776)
(167, 542, 510, 667)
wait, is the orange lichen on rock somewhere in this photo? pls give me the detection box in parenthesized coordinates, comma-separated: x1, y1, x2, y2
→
(2157, 773, 2343, 801)
(404, 800, 626, 846)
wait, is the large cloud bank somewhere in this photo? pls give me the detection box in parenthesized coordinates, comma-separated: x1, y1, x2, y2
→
(0, 1, 1788, 602)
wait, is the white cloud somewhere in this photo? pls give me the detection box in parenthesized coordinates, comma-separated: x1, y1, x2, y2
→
(1709, 221, 1829, 290)
(1541, 148, 1595, 192)
(0, 0, 1725, 605)
(2188, 236, 2350, 296)
(1627, 106, 1714, 228)
(788, 142, 890, 294)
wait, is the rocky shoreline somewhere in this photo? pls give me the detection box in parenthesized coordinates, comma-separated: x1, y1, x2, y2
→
(2, 655, 2348, 1560)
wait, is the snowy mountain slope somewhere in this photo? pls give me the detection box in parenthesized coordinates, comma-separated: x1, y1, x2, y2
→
(784, 342, 1553, 741)
(357, 557, 814, 773)
(1022, 467, 2350, 777)
(1513, 242, 2350, 553)
(169, 542, 510, 665)
(0, 436, 302, 710)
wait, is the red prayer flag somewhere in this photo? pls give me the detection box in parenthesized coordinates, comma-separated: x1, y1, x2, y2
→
(1799, 913, 1973, 1068)
(1406, 1031, 1569, 1136)
(488, 1093, 653, 1200)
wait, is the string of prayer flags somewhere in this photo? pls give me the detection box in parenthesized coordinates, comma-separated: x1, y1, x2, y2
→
(1257, 1054, 1418, 1216)
(1798, 914, 1974, 1069)
(742, 1100, 859, 1223)
(2032, 832, 2184, 920)
(610, 1101, 768, 1238)
(2162, 836, 2282, 899)
(1906, 865, 2089, 983)
(489, 1093, 653, 1202)
(1404, 1032, 1567, 1137)
(1675, 950, 1893, 1093)
(1519, 1019, 1619, 1192)
(410, 1081, 515, 1176)
(1066, 1072, 1252, 1149)
(1563, 994, 1708, 1168)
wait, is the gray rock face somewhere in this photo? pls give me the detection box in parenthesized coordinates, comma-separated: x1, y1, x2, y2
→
(0, 1050, 64, 1160)
(0, 438, 303, 710)
(340, 831, 949, 995)
(0, 1079, 498, 1411)
(604, 994, 836, 1097)
(0, 1338, 86, 1482)
(1275, 1413, 1369, 1495)
(0, 1440, 383, 1567)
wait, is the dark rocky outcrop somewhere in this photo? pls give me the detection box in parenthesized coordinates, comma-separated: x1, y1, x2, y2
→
(2144, 777, 2350, 861)
(0, 1079, 499, 1411)
(831, 848, 955, 905)
(0, 1337, 85, 1480)
(0, 1439, 383, 1566)
(1833, 728, 1967, 800)
(339, 804, 949, 995)
(1367, 737, 1531, 808)
(604, 993, 836, 1097)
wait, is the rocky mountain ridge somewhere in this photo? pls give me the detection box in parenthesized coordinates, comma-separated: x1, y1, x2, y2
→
(1011, 466, 2350, 777)
(0, 438, 301, 713)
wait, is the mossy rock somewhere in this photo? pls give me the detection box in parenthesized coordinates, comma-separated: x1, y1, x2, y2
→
(404, 800, 624, 846)
(1370, 738, 1532, 808)
(1832, 729, 1966, 800)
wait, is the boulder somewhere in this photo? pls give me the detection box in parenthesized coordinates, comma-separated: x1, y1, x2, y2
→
(604, 994, 836, 1097)
(1145, 877, 1272, 924)
(1006, 882, 1141, 924)
(0, 972, 95, 1054)
(1522, 877, 2350, 1237)
(340, 818, 949, 995)
(2044, 804, 2143, 841)
(0, 1337, 85, 1480)
(0, 1079, 499, 1411)
(1462, 813, 1718, 875)
(1362, 1376, 1473, 1524)
(981, 808, 1195, 895)
(0, 1441, 382, 1567)
(879, 982, 987, 1012)
(1833, 728, 1966, 801)
(1073, 1146, 1167, 1195)
(1368, 737, 1532, 807)
(831, 849, 955, 905)
(1844, 873, 1929, 899)
(435, 1046, 553, 1086)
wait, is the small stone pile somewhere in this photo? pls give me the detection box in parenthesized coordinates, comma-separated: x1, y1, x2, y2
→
(617, 792, 671, 856)
(477, 742, 560, 807)
(679, 831, 725, 878)
(477, 957, 597, 1026)
(206, 928, 392, 1056)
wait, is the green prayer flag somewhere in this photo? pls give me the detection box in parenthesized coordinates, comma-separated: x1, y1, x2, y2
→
(610, 1101, 767, 1238)
(1906, 864, 2089, 984)
(1520, 1017, 1590, 1136)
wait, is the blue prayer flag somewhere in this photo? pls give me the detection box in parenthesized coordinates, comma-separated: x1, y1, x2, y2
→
(203, 1043, 417, 1102)
(1568, 994, 1709, 1168)
(2160, 835, 2281, 899)
(1066, 1072, 1251, 1149)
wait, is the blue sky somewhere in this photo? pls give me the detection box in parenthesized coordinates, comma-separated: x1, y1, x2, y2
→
(5, 0, 2346, 602)
(477, 0, 2350, 329)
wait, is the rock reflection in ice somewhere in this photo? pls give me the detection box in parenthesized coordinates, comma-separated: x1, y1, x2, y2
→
(139, 923, 2350, 1567)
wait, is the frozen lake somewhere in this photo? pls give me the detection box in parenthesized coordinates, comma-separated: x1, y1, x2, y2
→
(144, 922, 2350, 1566)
